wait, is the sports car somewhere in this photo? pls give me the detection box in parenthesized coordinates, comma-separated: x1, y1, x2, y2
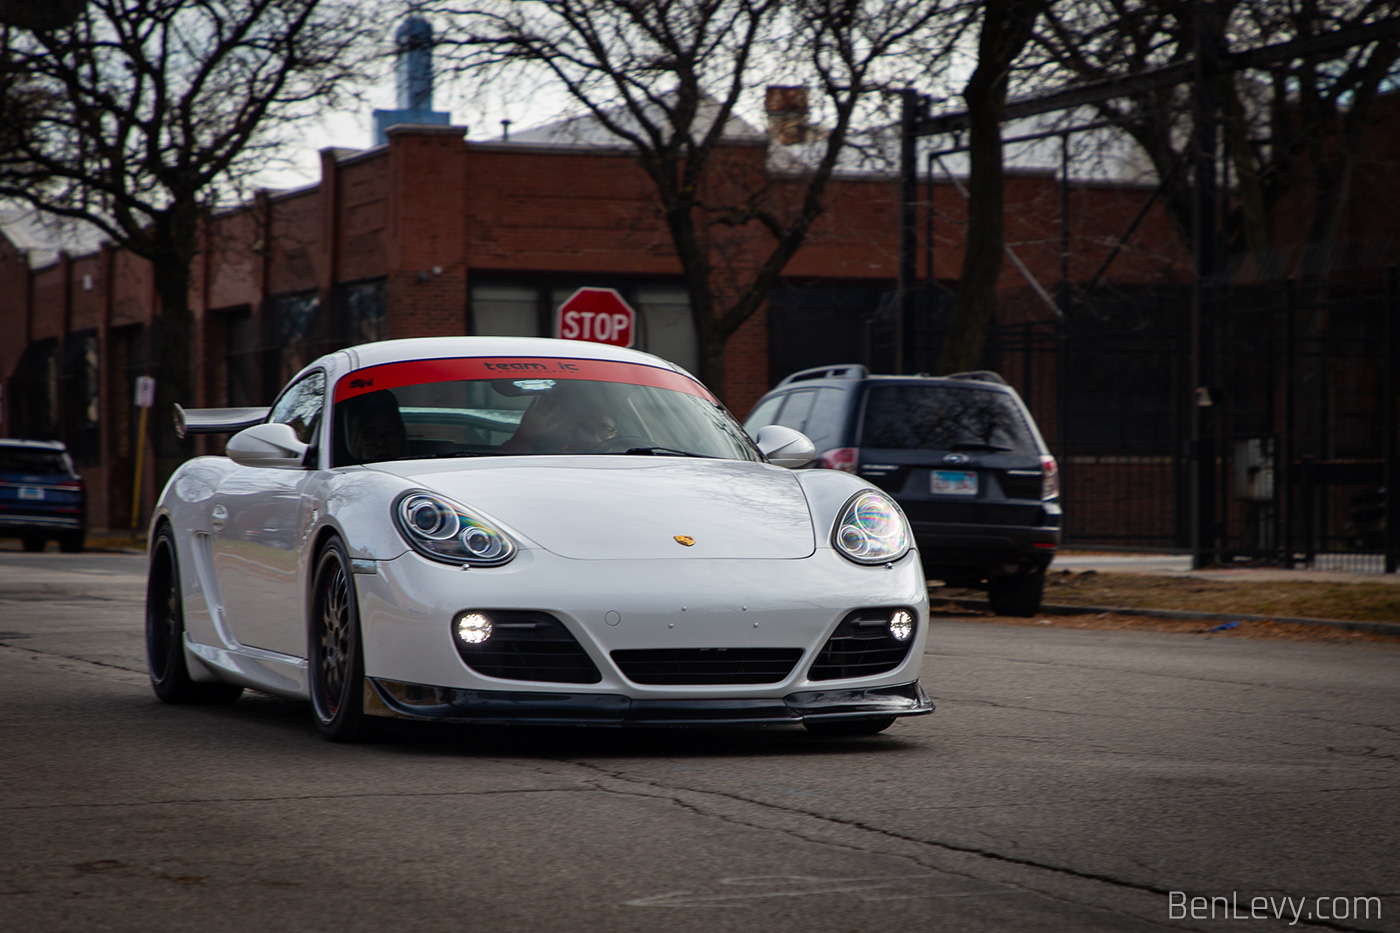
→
(146, 337, 932, 741)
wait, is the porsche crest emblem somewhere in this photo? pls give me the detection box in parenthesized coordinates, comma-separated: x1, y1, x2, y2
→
(674, 535, 695, 547)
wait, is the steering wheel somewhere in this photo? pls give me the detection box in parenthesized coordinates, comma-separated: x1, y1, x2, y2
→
(588, 433, 653, 453)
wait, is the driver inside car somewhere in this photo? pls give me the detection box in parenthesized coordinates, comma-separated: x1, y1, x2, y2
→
(344, 389, 409, 462)
(499, 389, 620, 454)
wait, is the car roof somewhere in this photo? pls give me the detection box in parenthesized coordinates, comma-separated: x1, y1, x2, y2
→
(0, 438, 68, 451)
(772, 364, 1013, 393)
(343, 337, 684, 370)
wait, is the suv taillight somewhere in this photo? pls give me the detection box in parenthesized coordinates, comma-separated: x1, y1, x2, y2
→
(1041, 455, 1059, 500)
(820, 447, 859, 473)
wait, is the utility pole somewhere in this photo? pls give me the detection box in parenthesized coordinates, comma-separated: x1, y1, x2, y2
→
(897, 89, 922, 374)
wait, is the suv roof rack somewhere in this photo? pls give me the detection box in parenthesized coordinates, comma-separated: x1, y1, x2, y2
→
(942, 369, 1009, 386)
(776, 363, 869, 387)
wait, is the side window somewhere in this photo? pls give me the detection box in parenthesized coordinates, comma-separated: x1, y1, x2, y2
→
(268, 371, 325, 453)
(742, 394, 784, 434)
(803, 388, 847, 449)
(774, 390, 815, 431)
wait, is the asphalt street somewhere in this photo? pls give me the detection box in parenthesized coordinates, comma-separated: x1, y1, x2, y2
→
(1, 548, 1397, 932)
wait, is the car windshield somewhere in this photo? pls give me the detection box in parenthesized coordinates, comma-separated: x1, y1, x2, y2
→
(331, 356, 760, 466)
(0, 446, 73, 474)
(860, 384, 1037, 453)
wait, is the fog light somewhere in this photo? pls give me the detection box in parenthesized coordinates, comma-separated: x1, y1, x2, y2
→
(888, 610, 914, 642)
(455, 612, 493, 645)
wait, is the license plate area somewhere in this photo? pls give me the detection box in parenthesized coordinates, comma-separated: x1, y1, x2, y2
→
(931, 470, 978, 496)
(18, 487, 45, 501)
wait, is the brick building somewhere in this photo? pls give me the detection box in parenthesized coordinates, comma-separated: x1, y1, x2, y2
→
(1, 116, 1191, 533)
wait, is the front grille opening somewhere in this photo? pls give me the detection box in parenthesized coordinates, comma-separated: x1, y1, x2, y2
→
(453, 611, 601, 684)
(611, 647, 804, 685)
(808, 608, 916, 681)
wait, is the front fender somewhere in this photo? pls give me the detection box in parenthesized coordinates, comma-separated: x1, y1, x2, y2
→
(795, 469, 907, 540)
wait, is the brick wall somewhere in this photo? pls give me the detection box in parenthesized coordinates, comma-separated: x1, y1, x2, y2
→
(0, 123, 1199, 530)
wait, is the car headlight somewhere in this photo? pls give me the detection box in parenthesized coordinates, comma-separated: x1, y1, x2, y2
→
(393, 492, 517, 566)
(833, 490, 911, 564)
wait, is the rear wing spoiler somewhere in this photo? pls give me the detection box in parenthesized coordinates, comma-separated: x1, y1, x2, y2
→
(174, 405, 270, 439)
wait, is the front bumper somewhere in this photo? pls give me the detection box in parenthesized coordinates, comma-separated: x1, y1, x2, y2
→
(365, 677, 933, 727)
(354, 546, 930, 700)
(0, 514, 83, 534)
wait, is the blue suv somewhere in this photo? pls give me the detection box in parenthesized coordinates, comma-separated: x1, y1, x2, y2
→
(0, 439, 86, 552)
(744, 366, 1060, 615)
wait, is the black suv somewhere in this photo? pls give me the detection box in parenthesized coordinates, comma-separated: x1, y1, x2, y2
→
(744, 365, 1060, 615)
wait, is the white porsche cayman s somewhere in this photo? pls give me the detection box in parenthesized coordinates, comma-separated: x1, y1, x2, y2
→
(146, 337, 932, 741)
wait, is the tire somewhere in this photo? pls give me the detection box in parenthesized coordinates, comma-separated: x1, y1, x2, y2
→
(987, 571, 1045, 617)
(309, 537, 375, 742)
(59, 531, 84, 553)
(146, 525, 244, 704)
(804, 717, 896, 737)
(21, 535, 45, 552)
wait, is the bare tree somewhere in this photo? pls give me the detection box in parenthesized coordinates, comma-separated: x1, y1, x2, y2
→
(429, 0, 948, 399)
(1033, 0, 1400, 265)
(937, 0, 1052, 373)
(0, 0, 379, 473)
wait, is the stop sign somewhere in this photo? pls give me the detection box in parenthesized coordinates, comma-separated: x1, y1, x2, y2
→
(555, 287, 636, 348)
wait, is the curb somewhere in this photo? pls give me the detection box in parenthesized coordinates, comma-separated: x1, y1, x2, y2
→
(933, 597, 1400, 637)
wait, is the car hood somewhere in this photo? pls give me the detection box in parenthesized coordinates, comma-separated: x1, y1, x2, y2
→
(378, 456, 816, 560)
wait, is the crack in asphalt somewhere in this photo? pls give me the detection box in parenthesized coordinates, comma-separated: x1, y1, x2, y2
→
(0, 641, 144, 675)
(550, 759, 1390, 933)
(4, 635, 1393, 931)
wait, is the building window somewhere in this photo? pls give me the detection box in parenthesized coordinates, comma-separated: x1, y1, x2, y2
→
(224, 308, 257, 408)
(262, 290, 320, 399)
(8, 339, 59, 439)
(470, 283, 543, 337)
(634, 286, 696, 373)
(469, 279, 697, 371)
(336, 278, 389, 347)
(61, 330, 100, 462)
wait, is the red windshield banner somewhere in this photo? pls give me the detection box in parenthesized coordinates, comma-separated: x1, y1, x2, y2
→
(334, 357, 715, 403)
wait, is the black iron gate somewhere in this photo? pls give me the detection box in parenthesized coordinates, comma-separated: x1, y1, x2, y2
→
(982, 273, 1399, 573)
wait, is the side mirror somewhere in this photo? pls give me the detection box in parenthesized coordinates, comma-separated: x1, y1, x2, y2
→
(226, 422, 310, 470)
(754, 424, 815, 469)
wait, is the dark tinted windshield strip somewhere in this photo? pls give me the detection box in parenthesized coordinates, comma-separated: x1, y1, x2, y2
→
(335, 357, 712, 403)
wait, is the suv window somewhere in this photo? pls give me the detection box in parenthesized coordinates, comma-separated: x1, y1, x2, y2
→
(0, 445, 74, 474)
(860, 384, 1036, 453)
(803, 387, 847, 451)
(743, 395, 783, 434)
(774, 390, 815, 431)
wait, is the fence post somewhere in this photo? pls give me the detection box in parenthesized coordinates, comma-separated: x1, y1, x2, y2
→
(1385, 267, 1398, 573)
(1282, 278, 1297, 569)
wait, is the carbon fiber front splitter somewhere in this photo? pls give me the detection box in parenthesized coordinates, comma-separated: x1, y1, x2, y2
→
(364, 677, 933, 727)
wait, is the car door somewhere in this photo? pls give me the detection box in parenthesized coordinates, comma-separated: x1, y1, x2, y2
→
(211, 370, 325, 658)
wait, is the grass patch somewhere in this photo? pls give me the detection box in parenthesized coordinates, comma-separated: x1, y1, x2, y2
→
(1038, 571, 1400, 623)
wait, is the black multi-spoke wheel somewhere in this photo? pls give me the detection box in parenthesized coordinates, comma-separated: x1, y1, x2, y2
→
(146, 524, 243, 704)
(309, 537, 373, 742)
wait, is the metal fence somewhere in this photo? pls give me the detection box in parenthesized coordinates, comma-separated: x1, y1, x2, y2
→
(986, 273, 1399, 573)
